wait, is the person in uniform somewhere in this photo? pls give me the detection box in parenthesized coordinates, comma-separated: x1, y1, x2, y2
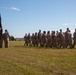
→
(56, 31, 59, 48)
(38, 30, 42, 47)
(73, 29, 76, 48)
(24, 34, 27, 46)
(65, 28, 73, 48)
(46, 31, 52, 47)
(31, 33, 35, 46)
(51, 31, 57, 48)
(41, 31, 47, 47)
(34, 32, 38, 46)
(27, 33, 31, 46)
(58, 29, 65, 48)
(3, 30, 9, 48)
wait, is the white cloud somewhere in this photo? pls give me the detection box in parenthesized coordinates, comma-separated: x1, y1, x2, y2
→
(70, 29, 74, 36)
(63, 23, 69, 26)
(10, 7, 20, 11)
(2, 7, 20, 11)
(71, 29, 74, 33)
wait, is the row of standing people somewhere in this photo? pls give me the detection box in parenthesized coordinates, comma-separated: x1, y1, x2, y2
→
(0, 30, 9, 48)
(24, 28, 76, 49)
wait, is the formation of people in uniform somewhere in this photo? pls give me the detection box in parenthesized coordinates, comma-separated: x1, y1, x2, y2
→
(24, 28, 76, 49)
(0, 14, 76, 49)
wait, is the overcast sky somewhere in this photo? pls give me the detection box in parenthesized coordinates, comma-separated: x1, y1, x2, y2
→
(0, 0, 76, 37)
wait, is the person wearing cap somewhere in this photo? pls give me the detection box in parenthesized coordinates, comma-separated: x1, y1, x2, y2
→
(65, 28, 73, 48)
(46, 31, 52, 47)
(3, 30, 9, 48)
(58, 29, 65, 48)
(73, 29, 76, 48)
(38, 30, 42, 47)
(41, 31, 47, 47)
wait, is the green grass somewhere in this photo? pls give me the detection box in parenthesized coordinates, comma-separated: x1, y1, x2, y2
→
(0, 41, 76, 75)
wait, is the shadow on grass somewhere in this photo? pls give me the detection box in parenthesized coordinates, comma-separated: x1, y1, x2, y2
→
(13, 45, 76, 50)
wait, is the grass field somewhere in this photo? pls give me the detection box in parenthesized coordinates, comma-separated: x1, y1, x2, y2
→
(0, 41, 76, 75)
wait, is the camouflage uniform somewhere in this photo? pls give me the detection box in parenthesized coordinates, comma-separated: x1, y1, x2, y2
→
(3, 30, 9, 48)
(27, 33, 31, 46)
(41, 31, 47, 47)
(34, 32, 38, 46)
(73, 29, 76, 48)
(24, 34, 27, 46)
(58, 29, 65, 48)
(31, 33, 35, 46)
(51, 31, 57, 47)
(46, 31, 52, 47)
(38, 30, 42, 47)
(65, 28, 72, 48)
(56, 31, 59, 47)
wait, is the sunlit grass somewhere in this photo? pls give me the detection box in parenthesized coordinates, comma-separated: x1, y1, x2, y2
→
(0, 41, 76, 75)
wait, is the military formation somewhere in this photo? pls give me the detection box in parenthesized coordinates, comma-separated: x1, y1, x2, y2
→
(24, 28, 76, 49)
(0, 14, 76, 49)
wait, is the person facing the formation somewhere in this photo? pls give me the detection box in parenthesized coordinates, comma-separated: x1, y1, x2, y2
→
(3, 29, 9, 48)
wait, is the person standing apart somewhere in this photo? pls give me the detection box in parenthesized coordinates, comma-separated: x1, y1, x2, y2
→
(3, 30, 9, 48)
(73, 29, 76, 48)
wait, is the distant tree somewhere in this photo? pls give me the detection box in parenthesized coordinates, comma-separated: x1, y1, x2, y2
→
(9, 35, 15, 41)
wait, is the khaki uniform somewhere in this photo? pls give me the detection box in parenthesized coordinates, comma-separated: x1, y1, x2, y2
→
(27, 33, 31, 46)
(56, 31, 59, 47)
(73, 31, 76, 48)
(52, 31, 57, 47)
(3, 32, 9, 48)
(24, 34, 27, 46)
(34, 33, 38, 46)
(58, 32, 65, 48)
(65, 31, 72, 48)
(38, 31, 42, 46)
(46, 31, 52, 47)
(41, 31, 47, 47)
(31, 33, 35, 46)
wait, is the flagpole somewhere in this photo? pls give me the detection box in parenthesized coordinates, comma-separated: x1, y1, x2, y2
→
(0, 13, 3, 48)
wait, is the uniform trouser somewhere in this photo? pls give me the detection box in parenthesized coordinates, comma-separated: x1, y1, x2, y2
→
(35, 39, 39, 46)
(4, 39, 9, 48)
(38, 39, 42, 46)
(73, 39, 76, 48)
(52, 38, 57, 47)
(41, 39, 46, 47)
(27, 40, 31, 46)
(0, 38, 3, 48)
(65, 39, 72, 48)
(24, 41, 27, 46)
(58, 39, 65, 48)
(46, 39, 52, 47)
(32, 40, 35, 46)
